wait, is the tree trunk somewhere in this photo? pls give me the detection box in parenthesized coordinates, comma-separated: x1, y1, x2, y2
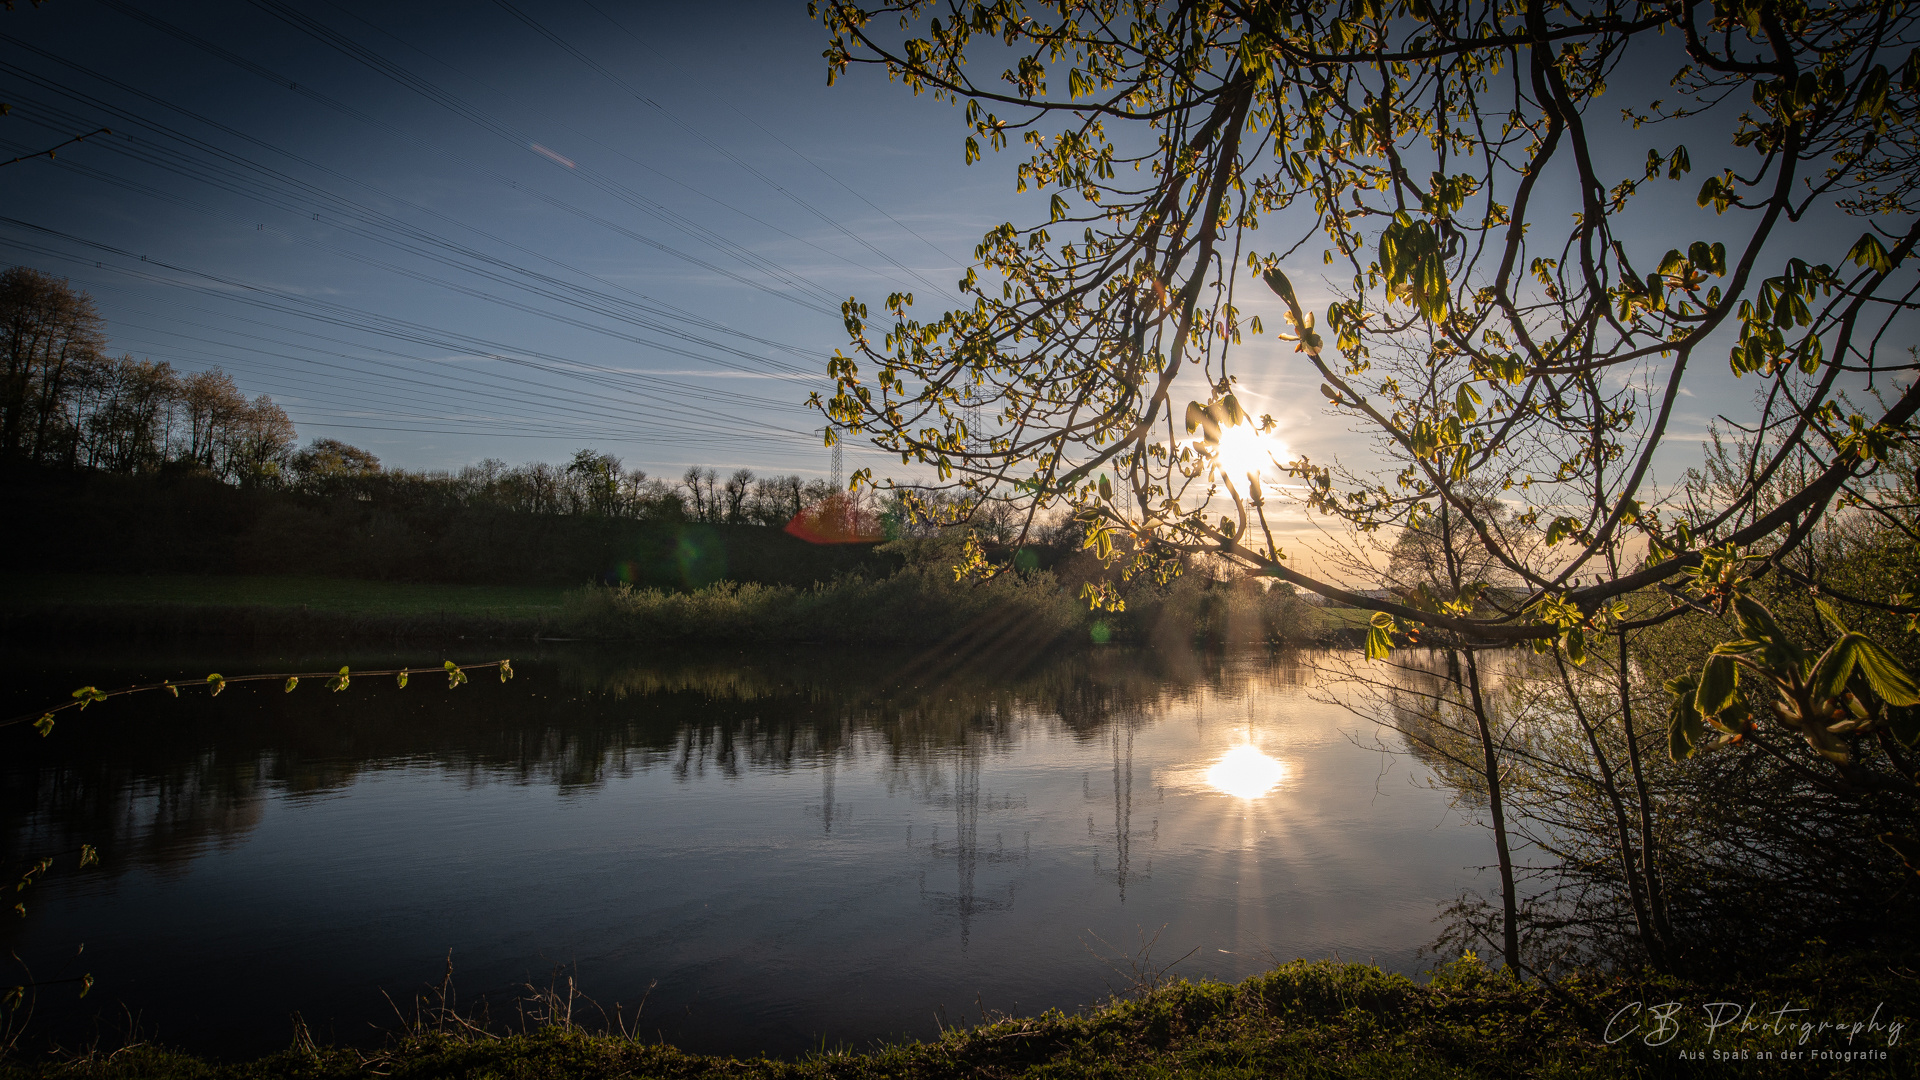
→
(1616, 631, 1676, 964)
(1463, 647, 1521, 972)
(1556, 654, 1664, 970)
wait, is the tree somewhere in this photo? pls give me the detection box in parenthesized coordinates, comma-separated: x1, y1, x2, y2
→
(814, 0, 1920, 651)
(565, 449, 623, 516)
(0, 266, 105, 462)
(724, 468, 755, 523)
(292, 437, 381, 492)
(815, 0, 1920, 974)
(75, 355, 179, 474)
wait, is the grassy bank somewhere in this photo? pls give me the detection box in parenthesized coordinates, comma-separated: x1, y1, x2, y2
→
(6, 574, 570, 616)
(0, 574, 568, 642)
(3, 569, 1332, 646)
(3, 956, 1911, 1079)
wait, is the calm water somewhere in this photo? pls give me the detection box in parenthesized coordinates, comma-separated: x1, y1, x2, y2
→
(1, 641, 1490, 1057)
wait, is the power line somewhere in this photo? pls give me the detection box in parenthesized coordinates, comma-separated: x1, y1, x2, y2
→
(15, 14, 845, 317)
(0, 221, 825, 446)
(489, 0, 964, 308)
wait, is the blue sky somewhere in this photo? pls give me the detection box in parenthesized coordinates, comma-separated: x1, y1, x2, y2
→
(0, 0, 1030, 481)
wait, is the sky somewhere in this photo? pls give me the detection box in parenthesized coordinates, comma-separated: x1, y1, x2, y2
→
(0, 0, 1855, 522)
(0, 0, 1036, 482)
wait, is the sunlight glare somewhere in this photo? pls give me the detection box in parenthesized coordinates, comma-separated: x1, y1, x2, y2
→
(1211, 424, 1287, 488)
(1205, 743, 1289, 800)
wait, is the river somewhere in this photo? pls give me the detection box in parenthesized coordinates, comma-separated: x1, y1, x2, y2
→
(1, 641, 1491, 1057)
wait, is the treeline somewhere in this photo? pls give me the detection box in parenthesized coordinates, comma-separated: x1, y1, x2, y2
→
(2, 265, 908, 535)
(308, 448, 854, 530)
(2, 265, 848, 523)
(2, 267, 294, 483)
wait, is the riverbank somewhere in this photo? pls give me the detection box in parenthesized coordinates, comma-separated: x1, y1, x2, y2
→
(2, 955, 1910, 1079)
(0, 573, 568, 642)
(2, 571, 1341, 646)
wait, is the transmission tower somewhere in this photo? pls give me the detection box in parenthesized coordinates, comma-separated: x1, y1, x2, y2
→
(826, 426, 843, 490)
(963, 385, 982, 455)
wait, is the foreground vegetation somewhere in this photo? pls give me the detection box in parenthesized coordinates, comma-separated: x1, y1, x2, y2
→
(3, 956, 1910, 1079)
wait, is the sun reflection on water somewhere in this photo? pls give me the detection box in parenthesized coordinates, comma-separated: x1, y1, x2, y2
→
(1205, 743, 1288, 799)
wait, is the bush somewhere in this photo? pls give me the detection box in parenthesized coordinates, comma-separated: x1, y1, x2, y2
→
(559, 563, 1090, 646)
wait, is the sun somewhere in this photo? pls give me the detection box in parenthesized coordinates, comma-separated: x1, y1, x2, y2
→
(1210, 423, 1289, 489)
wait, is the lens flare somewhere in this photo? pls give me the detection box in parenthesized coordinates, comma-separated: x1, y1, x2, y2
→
(1205, 743, 1288, 799)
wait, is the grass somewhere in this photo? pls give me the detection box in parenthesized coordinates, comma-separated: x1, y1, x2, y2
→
(0, 573, 568, 642)
(0, 570, 1350, 647)
(1312, 606, 1377, 631)
(2, 574, 569, 618)
(3, 955, 1911, 1079)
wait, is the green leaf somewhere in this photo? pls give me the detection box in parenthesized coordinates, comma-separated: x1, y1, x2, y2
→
(1261, 268, 1296, 303)
(207, 674, 225, 698)
(396, 669, 410, 689)
(1853, 637, 1920, 706)
(33, 714, 54, 737)
(1695, 653, 1739, 716)
(1808, 635, 1858, 702)
(1813, 597, 1850, 636)
(1564, 627, 1586, 665)
(1454, 384, 1480, 423)
(284, 676, 299, 693)
(1365, 624, 1392, 660)
(1853, 65, 1890, 119)
(1365, 612, 1396, 660)
(1731, 595, 1786, 645)
(1704, 698, 1751, 734)
(1668, 696, 1704, 762)
(1848, 233, 1894, 275)
(499, 660, 514, 683)
(1221, 394, 1246, 426)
